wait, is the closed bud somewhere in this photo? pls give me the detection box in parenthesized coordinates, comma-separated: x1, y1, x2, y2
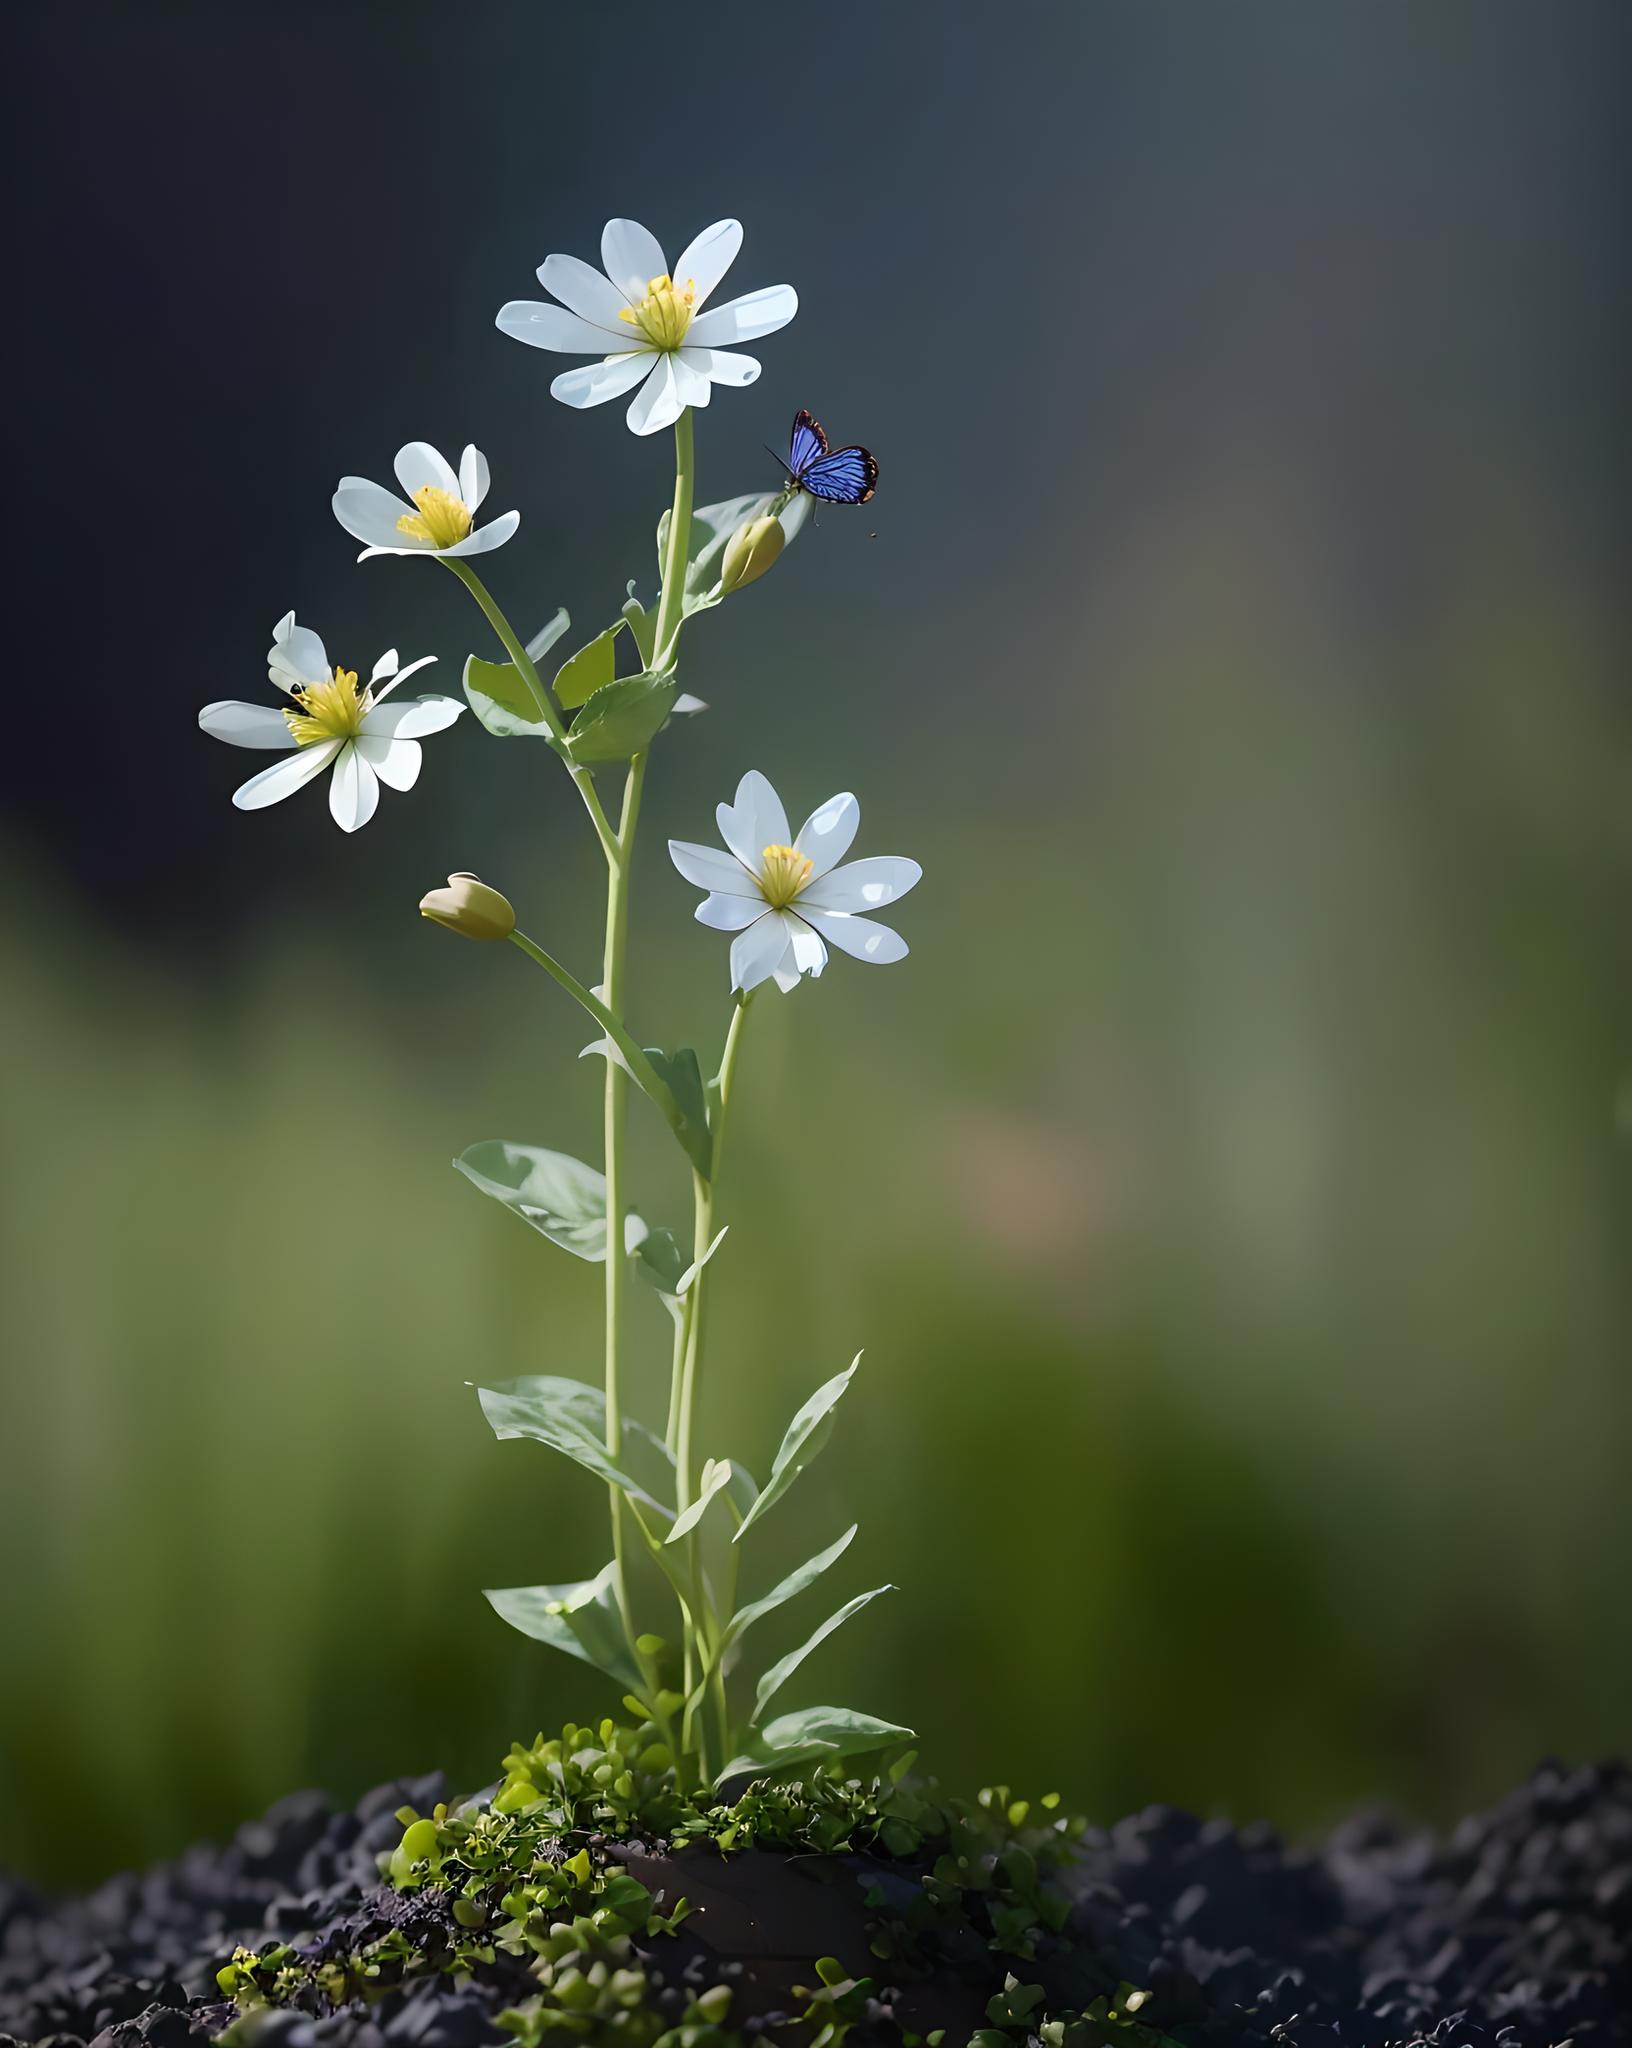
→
(719, 513, 785, 595)
(419, 871, 514, 941)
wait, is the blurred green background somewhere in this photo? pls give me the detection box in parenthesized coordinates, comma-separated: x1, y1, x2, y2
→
(4, 2, 1628, 1890)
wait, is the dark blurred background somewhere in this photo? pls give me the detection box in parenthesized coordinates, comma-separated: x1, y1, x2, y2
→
(4, 1, 1628, 1890)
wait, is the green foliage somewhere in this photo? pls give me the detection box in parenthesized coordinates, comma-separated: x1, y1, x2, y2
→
(553, 624, 621, 710)
(454, 1142, 635, 1262)
(733, 1360, 860, 1541)
(212, 1721, 1178, 2048)
(566, 670, 680, 764)
(463, 651, 560, 740)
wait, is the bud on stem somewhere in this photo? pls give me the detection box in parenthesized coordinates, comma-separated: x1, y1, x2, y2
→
(720, 514, 785, 595)
(419, 872, 515, 941)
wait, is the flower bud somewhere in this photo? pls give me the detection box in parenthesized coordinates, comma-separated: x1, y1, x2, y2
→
(419, 872, 514, 941)
(719, 514, 785, 595)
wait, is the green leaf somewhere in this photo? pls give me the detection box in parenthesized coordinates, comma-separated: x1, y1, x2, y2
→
(640, 1046, 713, 1179)
(715, 1705, 914, 1787)
(463, 653, 555, 740)
(665, 1456, 737, 1544)
(454, 1141, 646, 1262)
(473, 1375, 669, 1514)
(677, 1225, 728, 1297)
(566, 669, 680, 763)
(621, 589, 657, 668)
(722, 1526, 857, 1652)
(525, 608, 572, 665)
(752, 1586, 894, 1721)
(553, 624, 620, 710)
(633, 1226, 688, 1299)
(484, 1561, 642, 1694)
(657, 492, 812, 619)
(733, 1357, 861, 1542)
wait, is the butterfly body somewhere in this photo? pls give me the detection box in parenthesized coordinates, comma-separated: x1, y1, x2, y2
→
(779, 408, 878, 505)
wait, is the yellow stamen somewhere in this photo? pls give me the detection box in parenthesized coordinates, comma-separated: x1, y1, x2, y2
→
(395, 485, 473, 549)
(283, 666, 368, 746)
(759, 843, 814, 909)
(616, 273, 697, 351)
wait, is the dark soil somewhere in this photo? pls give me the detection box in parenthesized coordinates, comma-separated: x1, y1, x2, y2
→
(2, 1762, 1627, 2048)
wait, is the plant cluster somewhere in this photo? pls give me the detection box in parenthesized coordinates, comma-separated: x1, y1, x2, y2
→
(210, 1718, 1179, 2048)
(201, 209, 918, 1794)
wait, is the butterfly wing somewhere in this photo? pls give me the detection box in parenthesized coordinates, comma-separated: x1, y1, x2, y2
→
(798, 444, 879, 506)
(787, 409, 829, 478)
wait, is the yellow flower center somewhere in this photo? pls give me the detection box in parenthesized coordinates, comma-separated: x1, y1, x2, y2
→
(395, 485, 474, 549)
(283, 667, 369, 746)
(759, 843, 814, 909)
(618, 273, 697, 351)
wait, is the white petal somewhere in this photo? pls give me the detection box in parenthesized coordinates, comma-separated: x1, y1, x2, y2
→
(269, 614, 330, 688)
(671, 352, 713, 411)
(369, 648, 400, 684)
(442, 509, 520, 557)
(797, 906, 909, 964)
(333, 479, 421, 551)
(538, 252, 634, 333)
(672, 219, 742, 309)
(716, 770, 790, 869)
(496, 300, 627, 355)
(601, 218, 669, 303)
(361, 694, 465, 739)
(729, 912, 788, 995)
(686, 284, 798, 348)
(231, 739, 340, 811)
(393, 441, 459, 501)
(368, 652, 437, 702)
(458, 445, 490, 512)
(199, 700, 297, 751)
(682, 346, 761, 389)
(801, 856, 922, 914)
(355, 732, 422, 791)
(669, 838, 761, 897)
(694, 891, 766, 931)
(328, 743, 379, 832)
(626, 355, 684, 436)
(549, 354, 653, 410)
(780, 910, 828, 979)
(794, 792, 859, 877)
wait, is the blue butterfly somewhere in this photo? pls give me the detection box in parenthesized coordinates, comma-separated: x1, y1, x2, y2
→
(777, 408, 878, 505)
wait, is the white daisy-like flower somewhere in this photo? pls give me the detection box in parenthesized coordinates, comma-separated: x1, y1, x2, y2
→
(331, 442, 519, 563)
(497, 218, 797, 437)
(199, 611, 465, 832)
(669, 771, 921, 995)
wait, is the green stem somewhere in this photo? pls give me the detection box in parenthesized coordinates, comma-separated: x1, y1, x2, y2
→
(674, 997, 752, 1506)
(653, 408, 696, 665)
(440, 557, 619, 867)
(599, 755, 646, 1645)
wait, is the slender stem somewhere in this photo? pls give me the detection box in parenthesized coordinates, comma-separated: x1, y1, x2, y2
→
(653, 408, 696, 665)
(439, 557, 620, 867)
(674, 997, 752, 1504)
(599, 755, 646, 1642)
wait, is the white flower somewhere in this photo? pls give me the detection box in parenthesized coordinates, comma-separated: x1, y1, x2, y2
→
(199, 611, 465, 832)
(669, 771, 921, 995)
(497, 218, 797, 437)
(332, 442, 519, 562)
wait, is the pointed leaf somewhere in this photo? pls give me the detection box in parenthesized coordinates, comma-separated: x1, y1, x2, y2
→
(576, 1039, 713, 1184)
(715, 1706, 914, 1787)
(753, 1586, 894, 1721)
(633, 1226, 688, 1300)
(553, 624, 620, 710)
(666, 1456, 737, 1544)
(485, 1561, 642, 1693)
(566, 670, 679, 763)
(463, 653, 556, 740)
(723, 1526, 858, 1660)
(676, 1225, 728, 1298)
(525, 608, 573, 664)
(621, 589, 657, 668)
(474, 1375, 670, 1515)
(733, 1357, 861, 1542)
(454, 1141, 646, 1262)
